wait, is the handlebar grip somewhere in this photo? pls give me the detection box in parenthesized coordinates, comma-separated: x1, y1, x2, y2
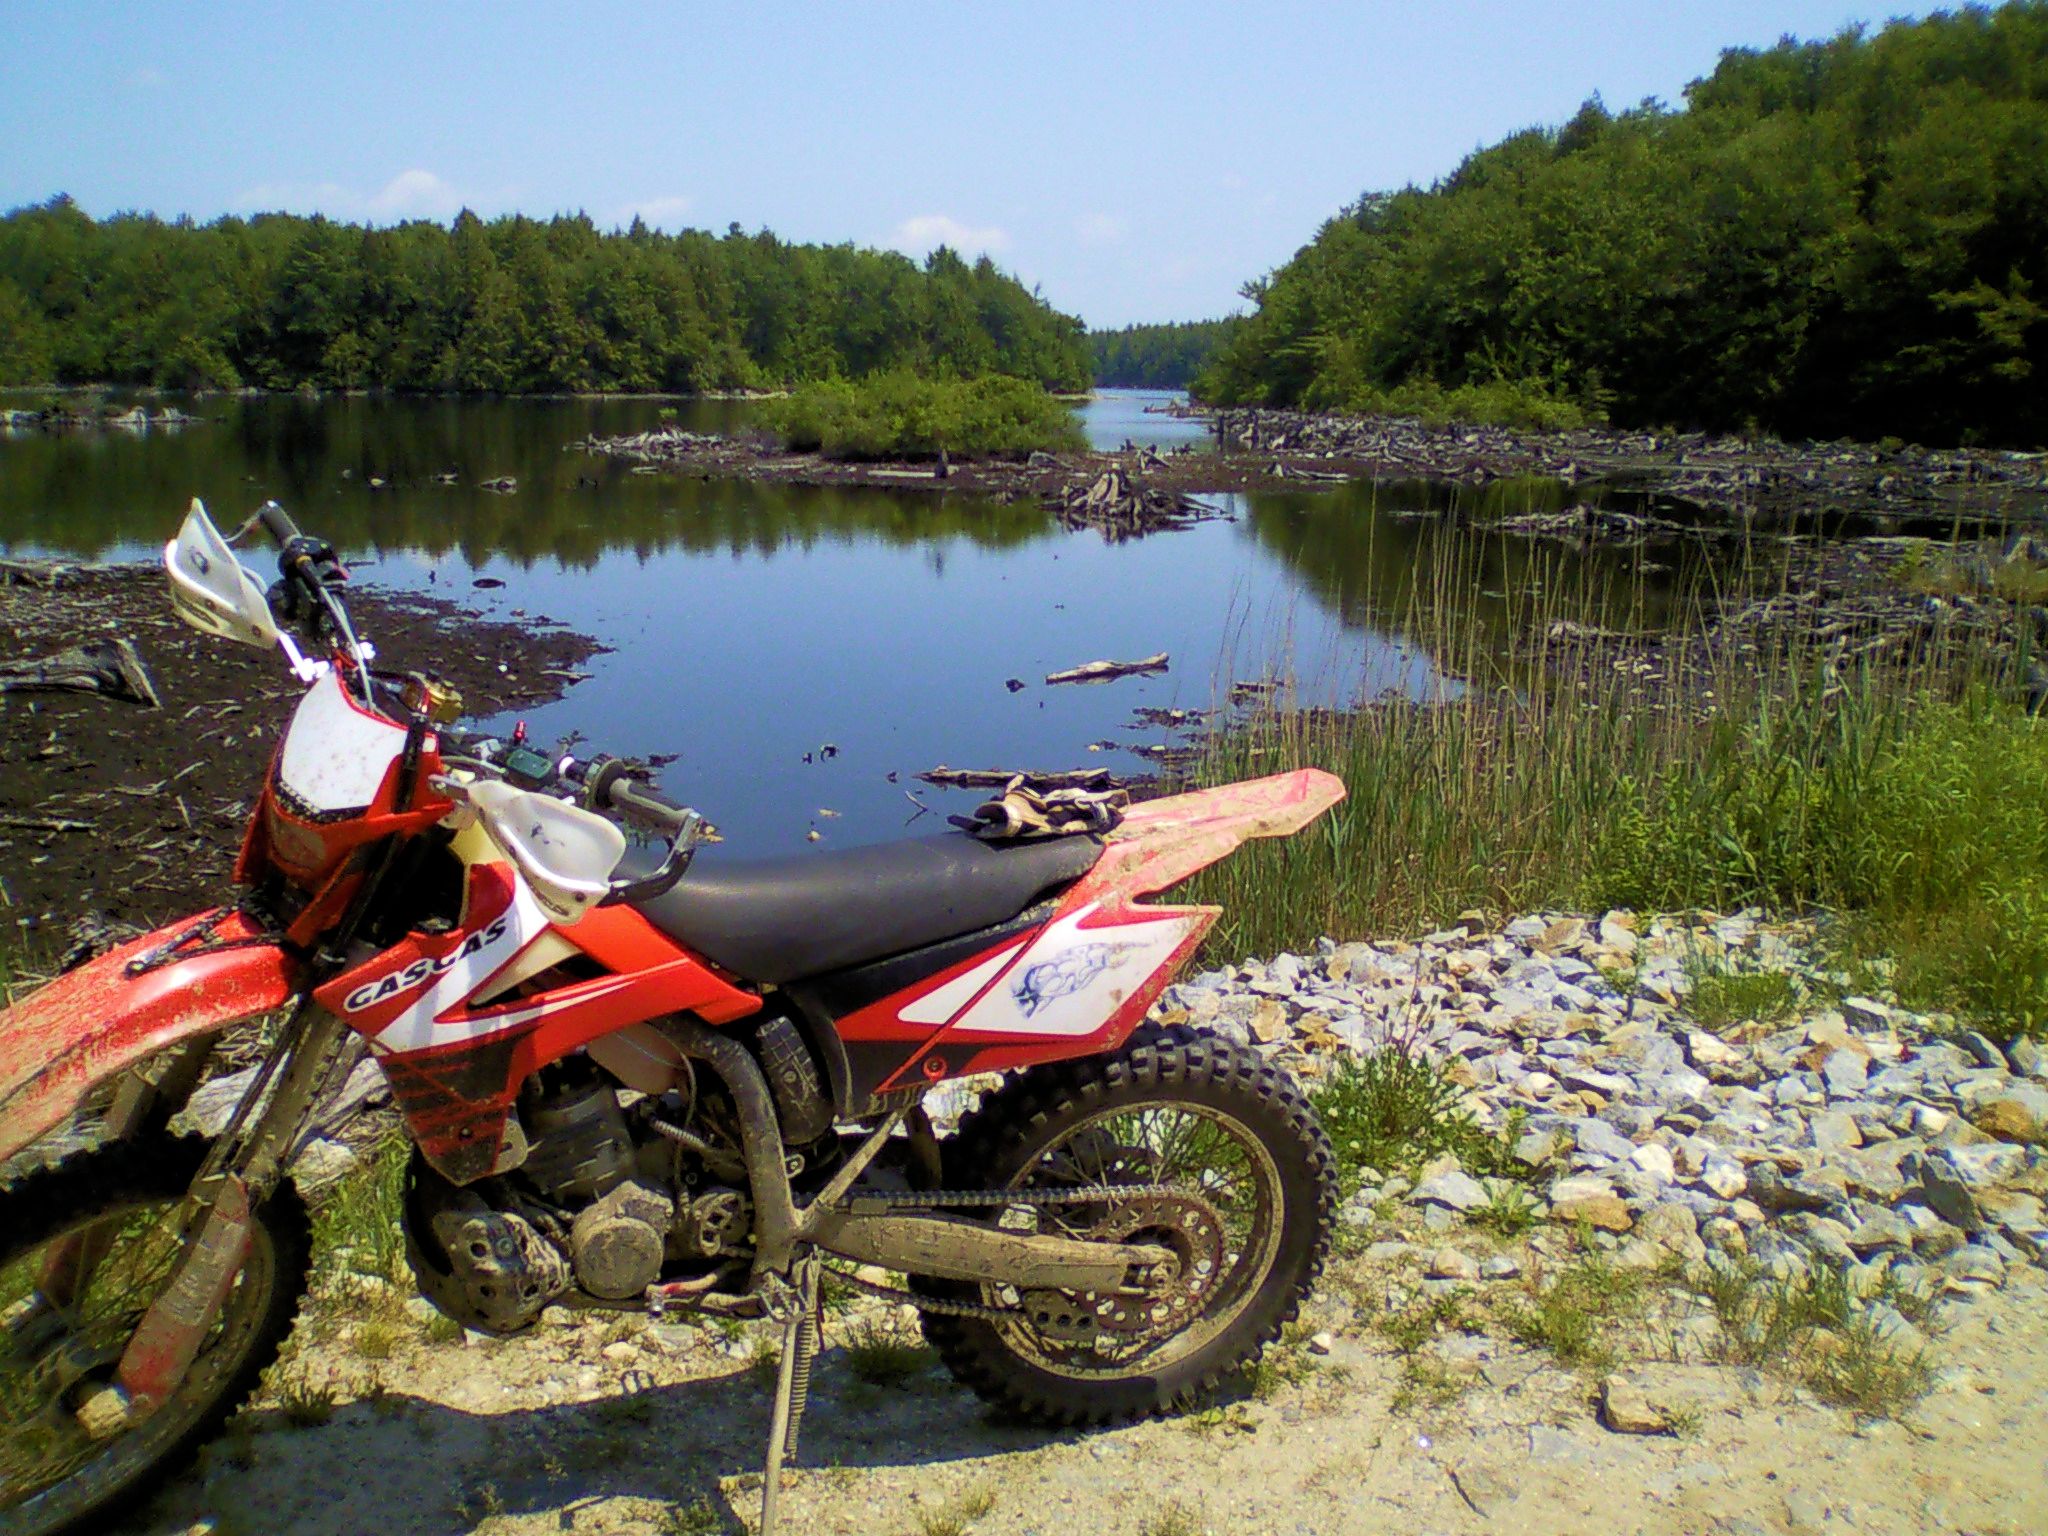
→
(256, 501, 305, 548)
(607, 775, 692, 830)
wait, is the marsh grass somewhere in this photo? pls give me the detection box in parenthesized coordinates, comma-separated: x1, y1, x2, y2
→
(1181, 520, 2048, 1040)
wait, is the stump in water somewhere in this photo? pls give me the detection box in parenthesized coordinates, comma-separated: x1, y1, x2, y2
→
(1047, 467, 1217, 539)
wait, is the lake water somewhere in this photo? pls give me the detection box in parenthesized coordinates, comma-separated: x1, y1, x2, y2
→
(0, 390, 1657, 853)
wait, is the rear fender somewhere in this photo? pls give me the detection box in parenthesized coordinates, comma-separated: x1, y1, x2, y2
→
(0, 910, 302, 1164)
(887, 769, 1347, 1087)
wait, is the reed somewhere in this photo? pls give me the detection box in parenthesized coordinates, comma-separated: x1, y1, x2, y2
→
(1182, 521, 2047, 1039)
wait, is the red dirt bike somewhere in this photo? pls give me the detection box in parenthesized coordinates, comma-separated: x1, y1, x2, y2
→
(0, 500, 1344, 1536)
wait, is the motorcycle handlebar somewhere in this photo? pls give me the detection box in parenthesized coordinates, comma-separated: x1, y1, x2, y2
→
(255, 500, 306, 549)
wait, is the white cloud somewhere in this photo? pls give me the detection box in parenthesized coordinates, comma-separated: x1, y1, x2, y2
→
(230, 169, 467, 223)
(619, 195, 694, 231)
(1075, 213, 1126, 246)
(890, 213, 1010, 257)
(366, 169, 463, 220)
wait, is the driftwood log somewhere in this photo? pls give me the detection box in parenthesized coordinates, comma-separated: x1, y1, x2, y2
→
(1045, 652, 1169, 686)
(0, 638, 160, 707)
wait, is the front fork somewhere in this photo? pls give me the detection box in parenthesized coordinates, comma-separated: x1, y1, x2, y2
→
(62, 1004, 355, 1432)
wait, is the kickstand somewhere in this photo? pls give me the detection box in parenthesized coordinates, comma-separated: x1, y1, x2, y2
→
(758, 1251, 822, 1536)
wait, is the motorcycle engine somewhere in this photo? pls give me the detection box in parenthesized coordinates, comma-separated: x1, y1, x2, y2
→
(407, 1059, 755, 1334)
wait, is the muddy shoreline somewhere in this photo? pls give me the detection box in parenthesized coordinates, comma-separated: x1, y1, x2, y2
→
(0, 563, 603, 938)
(578, 407, 2048, 536)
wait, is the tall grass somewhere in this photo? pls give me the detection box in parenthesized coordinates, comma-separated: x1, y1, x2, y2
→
(1182, 519, 2047, 1038)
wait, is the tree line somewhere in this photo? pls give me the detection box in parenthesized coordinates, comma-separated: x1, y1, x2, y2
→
(1200, 4, 2048, 446)
(1090, 318, 1239, 389)
(0, 199, 1090, 395)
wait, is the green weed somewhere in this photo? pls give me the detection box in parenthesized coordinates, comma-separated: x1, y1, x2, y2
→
(913, 1484, 996, 1536)
(1508, 1254, 1646, 1370)
(1684, 960, 1800, 1029)
(842, 1318, 933, 1388)
(655, 1498, 727, 1536)
(311, 1133, 410, 1284)
(1138, 1502, 1208, 1536)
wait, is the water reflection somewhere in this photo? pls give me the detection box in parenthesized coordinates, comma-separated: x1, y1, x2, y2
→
(0, 394, 1683, 852)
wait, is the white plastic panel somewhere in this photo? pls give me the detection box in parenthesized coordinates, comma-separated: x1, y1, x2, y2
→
(897, 941, 1026, 1026)
(277, 669, 408, 814)
(948, 903, 1196, 1038)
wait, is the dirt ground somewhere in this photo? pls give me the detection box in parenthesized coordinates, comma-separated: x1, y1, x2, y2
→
(0, 561, 602, 938)
(115, 1233, 2048, 1536)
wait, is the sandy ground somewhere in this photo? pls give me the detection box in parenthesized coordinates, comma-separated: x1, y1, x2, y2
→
(121, 1238, 2048, 1536)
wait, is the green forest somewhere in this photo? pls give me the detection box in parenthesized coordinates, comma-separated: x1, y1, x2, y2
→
(1090, 318, 1240, 388)
(0, 199, 1089, 394)
(1201, 4, 2048, 446)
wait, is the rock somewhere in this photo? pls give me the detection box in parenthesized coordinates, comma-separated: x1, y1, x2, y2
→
(1847, 1210, 1917, 1254)
(1819, 1048, 1870, 1098)
(1514, 1128, 1562, 1167)
(1941, 1141, 2027, 1189)
(1427, 1248, 1480, 1281)
(1573, 1119, 1637, 1163)
(1307, 1330, 1335, 1356)
(1808, 1109, 1863, 1153)
(1630, 1143, 1677, 1183)
(1552, 1193, 1634, 1233)
(1747, 1164, 1839, 1216)
(2007, 1035, 2046, 1080)
(1840, 996, 1893, 1030)
(1637, 1201, 1705, 1260)
(1913, 1154, 1986, 1232)
(1957, 1030, 2010, 1070)
(1942, 1245, 2005, 1291)
(1600, 1374, 1668, 1434)
(288, 1137, 360, 1189)
(1972, 1085, 2048, 1144)
(601, 1340, 639, 1364)
(1411, 1170, 1488, 1212)
(1480, 1254, 1522, 1280)
(1696, 1154, 1748, 1200)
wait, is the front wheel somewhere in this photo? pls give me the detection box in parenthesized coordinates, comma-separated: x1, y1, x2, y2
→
(0, 1138, 310, 1536)
(918, 1025, 1338, 1425)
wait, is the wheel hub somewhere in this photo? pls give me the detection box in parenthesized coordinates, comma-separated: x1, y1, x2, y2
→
(1020, 1189, 1227, 1350)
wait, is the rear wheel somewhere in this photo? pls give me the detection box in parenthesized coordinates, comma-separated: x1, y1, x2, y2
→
(0, 1138, 309, 1536)
(917, 1025, 1337, 1425)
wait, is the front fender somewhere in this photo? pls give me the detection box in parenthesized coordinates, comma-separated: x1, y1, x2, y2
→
(0, 910, 303, 1164)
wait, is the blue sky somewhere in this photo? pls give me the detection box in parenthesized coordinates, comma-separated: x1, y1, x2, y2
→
(0, 1, 1921, 329)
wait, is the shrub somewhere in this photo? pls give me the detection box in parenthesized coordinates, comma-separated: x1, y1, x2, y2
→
(763, 371, 1085, 461)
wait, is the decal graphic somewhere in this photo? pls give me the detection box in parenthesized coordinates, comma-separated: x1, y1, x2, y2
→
(950, 902, 1197, 1039)
(343, 917, 512, 1013)
(1012, 941, 1141, 1017)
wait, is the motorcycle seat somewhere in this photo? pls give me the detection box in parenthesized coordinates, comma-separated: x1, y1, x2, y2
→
(625, 831, 1102, 985)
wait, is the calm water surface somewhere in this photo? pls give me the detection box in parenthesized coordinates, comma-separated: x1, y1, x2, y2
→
(0, 392, 1656, 852)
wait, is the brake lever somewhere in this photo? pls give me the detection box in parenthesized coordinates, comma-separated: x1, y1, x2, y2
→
(601, 808, 704, 905)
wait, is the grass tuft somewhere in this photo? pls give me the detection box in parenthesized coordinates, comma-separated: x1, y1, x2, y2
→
(913, 1485, 997, 1536)
(843, 1317, 933, 1388)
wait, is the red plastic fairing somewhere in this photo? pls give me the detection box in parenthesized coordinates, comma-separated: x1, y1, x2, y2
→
(0, 912, 302, 1164)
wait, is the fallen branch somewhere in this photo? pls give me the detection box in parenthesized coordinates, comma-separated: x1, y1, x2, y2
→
(1045, 652, 1169, 686)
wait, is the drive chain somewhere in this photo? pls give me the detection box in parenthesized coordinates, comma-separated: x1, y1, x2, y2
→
(832, 1182, 1178, 1211)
